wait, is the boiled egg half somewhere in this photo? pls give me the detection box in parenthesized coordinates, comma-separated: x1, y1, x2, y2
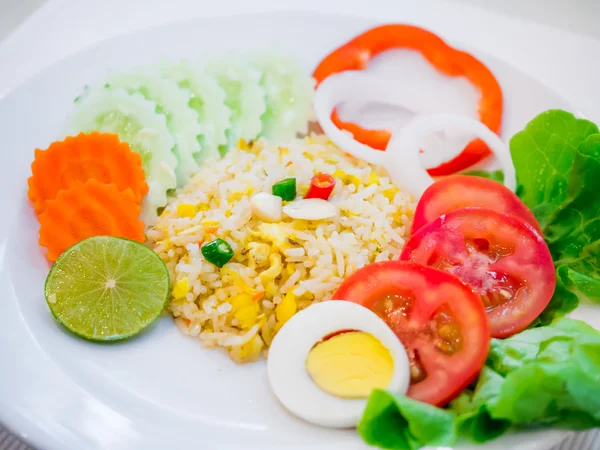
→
(267, 300, 410, 428)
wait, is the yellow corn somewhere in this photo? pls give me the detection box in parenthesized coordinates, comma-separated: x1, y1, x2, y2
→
(275, 292, 297, 330)
(173, 278, 189, 299)
(177, 204, 197, 218)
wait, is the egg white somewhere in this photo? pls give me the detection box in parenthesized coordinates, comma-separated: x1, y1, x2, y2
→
(267, 300, 410, 428)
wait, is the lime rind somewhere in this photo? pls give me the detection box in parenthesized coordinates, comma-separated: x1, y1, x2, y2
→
(252, 53, 314, 140)
(206, 59, 266, 153)
(104, 71, 202, 186)
(67, 87, 177, 224)
(45, 236, 170, 341)
(159, 61, 231, 162)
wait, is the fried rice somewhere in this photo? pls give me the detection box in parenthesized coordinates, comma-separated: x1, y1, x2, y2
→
(146, 135, 414, 363)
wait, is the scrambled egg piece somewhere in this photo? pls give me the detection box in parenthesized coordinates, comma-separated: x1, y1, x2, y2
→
(248, 242, 270, 268)
(275, 292, 297, 331)
(231, 293, 260, 329)
(257, 223, 291, 251)
(229, 335, 264, 364)
(177, 204, 197, 218)
(333, 169, 362, 188)
(259, 254, 283, 285)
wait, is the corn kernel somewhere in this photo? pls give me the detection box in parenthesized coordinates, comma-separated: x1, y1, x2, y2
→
(173, 278, 189, 300)
(177, 204, 197, 218)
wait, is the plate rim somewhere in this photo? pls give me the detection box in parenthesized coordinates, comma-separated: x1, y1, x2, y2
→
(0, 9, 580, 450)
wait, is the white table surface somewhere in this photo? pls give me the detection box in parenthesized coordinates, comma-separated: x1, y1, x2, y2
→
(0, 1, 598, 449)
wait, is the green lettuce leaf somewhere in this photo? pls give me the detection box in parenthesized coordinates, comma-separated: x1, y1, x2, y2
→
(509, 110, 598, 228)
(357, 390, 456, 449)
(537, 274, 579, 325)
(450, 368, 510, 443)
(359, 319, 600, 449)
(510, 110, 600, 322)
(452, 318, 600, 441)
(544, 135, 600, 304)
(462, 169, 504, 183)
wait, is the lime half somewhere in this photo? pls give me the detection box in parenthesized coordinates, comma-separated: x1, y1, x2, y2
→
(45, 236, 170, 341)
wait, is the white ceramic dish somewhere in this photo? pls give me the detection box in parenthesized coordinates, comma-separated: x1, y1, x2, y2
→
(0, 11, 592, 450)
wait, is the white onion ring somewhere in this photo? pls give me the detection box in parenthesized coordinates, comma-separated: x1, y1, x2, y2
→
(313, 72, 516, 195)
(385, 113, 516, 198)
(314, 72, 393, 166)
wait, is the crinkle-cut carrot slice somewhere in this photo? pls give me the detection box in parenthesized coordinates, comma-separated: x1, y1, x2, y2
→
(39, 179, 145, 261)
(28, 132, 148, 215)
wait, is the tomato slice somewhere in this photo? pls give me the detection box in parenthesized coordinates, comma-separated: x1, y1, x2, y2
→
(332, 260, 489, 406)
(401, 208, 556, 338)
(411, 175, 542, 235)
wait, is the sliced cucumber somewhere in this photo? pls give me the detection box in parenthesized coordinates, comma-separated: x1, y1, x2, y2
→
(252, 54, 314, 141)
(68, 87, 176, 224)
(206, 59, 266, 154)
(105, 71, 202, 186)
(159, 62, 231, 163)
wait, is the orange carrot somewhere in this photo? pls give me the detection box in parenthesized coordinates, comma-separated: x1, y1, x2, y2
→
(38, 179, 145, 261)
(28, 132, 148, 215)
(252, 291, 265, 302)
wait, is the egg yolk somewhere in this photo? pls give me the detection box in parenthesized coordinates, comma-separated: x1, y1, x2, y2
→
(305, 331, 394, 398)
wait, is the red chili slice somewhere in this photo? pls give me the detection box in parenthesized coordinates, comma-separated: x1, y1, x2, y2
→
(313, 24, 503, 175)
(333, 260, 490, 406)
(411, 175, 543, 235)
(305, 173, 336, 200)
(401, 208, 556, 338)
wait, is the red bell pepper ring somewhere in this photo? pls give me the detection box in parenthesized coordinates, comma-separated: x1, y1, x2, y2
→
(313, 24, 503, 176)
(305, 173, 336, 200)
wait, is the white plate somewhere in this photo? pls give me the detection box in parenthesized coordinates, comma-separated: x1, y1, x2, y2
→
(0, 11, 591, 450)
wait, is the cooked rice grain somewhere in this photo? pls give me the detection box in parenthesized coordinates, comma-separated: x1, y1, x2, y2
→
(147, 135, 414, 363)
